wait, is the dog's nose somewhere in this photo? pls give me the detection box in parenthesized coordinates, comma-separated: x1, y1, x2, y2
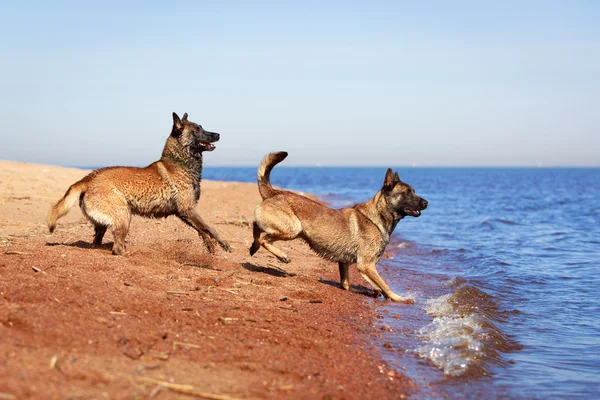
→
(422, 199, 428, 209)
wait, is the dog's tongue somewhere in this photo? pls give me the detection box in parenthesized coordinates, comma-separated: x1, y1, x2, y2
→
(200, 142, 215, 150)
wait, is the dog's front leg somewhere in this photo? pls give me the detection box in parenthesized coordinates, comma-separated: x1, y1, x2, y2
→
(178, 210, 232, 252)
(339, 262, 350, 291)
(356, 258, 413, 303)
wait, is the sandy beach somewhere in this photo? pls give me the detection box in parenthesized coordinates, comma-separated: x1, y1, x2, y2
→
(0, 160, 412, 399)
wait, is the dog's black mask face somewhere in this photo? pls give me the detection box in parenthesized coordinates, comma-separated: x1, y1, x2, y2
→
(171, 112, 220, 157)
(381, 168, 428, 218)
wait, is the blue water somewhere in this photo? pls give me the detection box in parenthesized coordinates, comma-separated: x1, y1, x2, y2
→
(203, 166, 600, 399)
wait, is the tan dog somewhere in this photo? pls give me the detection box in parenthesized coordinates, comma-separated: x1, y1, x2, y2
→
(47, 112, 231, 255)
(249, 152, 428, 302)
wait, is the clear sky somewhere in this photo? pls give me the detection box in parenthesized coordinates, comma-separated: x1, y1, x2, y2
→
(1, 1, 598, 167)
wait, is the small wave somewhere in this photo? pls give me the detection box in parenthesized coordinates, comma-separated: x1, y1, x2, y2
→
(415, 284, 519, 377)
(543, 247, 564, 252)
(445, 277, 469, 288)
(431, 248, 467, 255)
(480, 218, 520, 229)
(492, 218, 519, 226)
(480, 221, 495, 230)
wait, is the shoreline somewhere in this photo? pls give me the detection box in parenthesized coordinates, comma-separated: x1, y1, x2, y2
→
(0, 160, 412, 399)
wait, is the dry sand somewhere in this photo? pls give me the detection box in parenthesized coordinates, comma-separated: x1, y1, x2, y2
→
(0, 160, 412, 399)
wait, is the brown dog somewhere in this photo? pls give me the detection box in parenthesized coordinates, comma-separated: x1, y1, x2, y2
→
(47, 112, 231, 255)
(249, 152, 427, 302)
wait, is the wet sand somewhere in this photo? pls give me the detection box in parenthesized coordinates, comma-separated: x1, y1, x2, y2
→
(0, 160, 412, 399)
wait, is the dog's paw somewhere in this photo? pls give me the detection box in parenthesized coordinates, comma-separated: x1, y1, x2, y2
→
(249, 242, 260, 256)
(112, 246, 126, 256)
(277, 255, 291, 264)
(202, 239, 216, 254)
(389, 294, 415, 304)
(219, 240, 232, 252)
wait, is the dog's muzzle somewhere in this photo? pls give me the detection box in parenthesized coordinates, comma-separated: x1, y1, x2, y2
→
(196, 131, 220, 152)
(403, 198, 427, 217)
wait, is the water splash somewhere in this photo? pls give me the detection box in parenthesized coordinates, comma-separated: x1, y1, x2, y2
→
(416, 282, 519, 377)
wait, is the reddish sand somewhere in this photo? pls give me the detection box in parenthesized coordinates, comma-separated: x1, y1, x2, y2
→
(0, 160, 413, 399)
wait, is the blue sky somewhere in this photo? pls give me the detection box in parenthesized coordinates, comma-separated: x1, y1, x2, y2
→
(1, 1, 598, 166)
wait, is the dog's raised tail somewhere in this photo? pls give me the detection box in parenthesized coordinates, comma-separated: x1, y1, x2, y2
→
(257, 151, 288, 199)
(47, 180, 87, 233)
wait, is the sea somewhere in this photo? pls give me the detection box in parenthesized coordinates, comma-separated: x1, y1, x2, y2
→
(202, 166, 600, 399)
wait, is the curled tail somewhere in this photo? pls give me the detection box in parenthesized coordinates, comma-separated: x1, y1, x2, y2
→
(257, 151, 288, 200)
(47, 180, 88, 233)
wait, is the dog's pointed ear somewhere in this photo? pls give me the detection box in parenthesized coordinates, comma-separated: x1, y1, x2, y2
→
(393, 171, 400, 183)
(383, 168, 396, 191)
(173, 112, 182, 127)
(182, 112, 188, 122)
(172, 112, 183, 136)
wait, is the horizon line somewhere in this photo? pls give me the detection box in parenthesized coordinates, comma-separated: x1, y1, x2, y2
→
(72, 164, 600, 169)
(2, 159, 599, 169)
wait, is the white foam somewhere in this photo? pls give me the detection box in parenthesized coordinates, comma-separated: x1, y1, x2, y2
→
(416, 294, 488, 376)
(424, 294, 453, 317)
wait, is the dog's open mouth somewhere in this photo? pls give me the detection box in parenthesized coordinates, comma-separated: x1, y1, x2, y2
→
(198, 142, 216, 151)
(403, 208, 422, 217)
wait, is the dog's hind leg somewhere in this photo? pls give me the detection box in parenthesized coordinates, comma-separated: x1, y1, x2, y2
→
(80, 193, 116, 250)
(339, 262, 350, 291)
(249, 221, 294, 263)
(93, 225, 108, 246)
(110, 206, 131, 256)
(253, 204, 301, 263)
(259, 233, 295, 263)
(249, 222, 262, 256)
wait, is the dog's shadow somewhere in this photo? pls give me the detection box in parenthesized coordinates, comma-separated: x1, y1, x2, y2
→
(318, 278, 380, 297)
(46, 241, 112, 250)
(242, 262, 296, 278)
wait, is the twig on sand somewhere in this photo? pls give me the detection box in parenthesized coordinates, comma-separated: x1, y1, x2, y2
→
(218, 317, 238, 324)
(0, 392, 17, 400)
(5, 250, 33, 255)
(166, 291, 190, 296)
(134, 375, 240, 400)
(173, 341, 201, 349)
(225, 271, 236, 279)
(183, 262, 222, 272)
(279, 306, 298, 311)
(235, 279, 274, 289)
(31, 265, 67, 279)
(214, 288, 240, 296)
(149, 384, 164, 398)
